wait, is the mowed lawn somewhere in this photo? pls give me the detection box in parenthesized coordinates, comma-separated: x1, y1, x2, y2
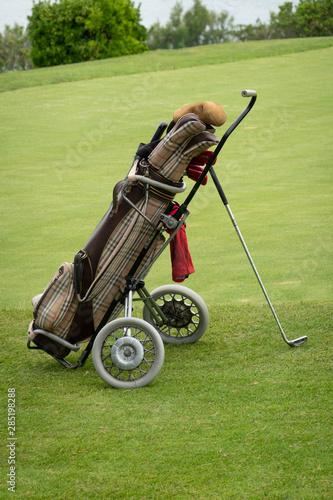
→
(0, 39, 332, 498)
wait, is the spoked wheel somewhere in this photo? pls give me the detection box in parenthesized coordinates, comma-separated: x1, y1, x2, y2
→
(143, 285, 209, 344)
(92, 318, 164, 389)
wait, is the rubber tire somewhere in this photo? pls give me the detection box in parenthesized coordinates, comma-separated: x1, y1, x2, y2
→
(92, 317, 165, 389)
(143, 285, 209, 344)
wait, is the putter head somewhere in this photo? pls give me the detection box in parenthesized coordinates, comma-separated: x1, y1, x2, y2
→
(290, 336, 308, 347)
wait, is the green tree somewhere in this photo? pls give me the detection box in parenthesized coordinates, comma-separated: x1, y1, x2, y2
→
(233, 20, 271, 41)
(270, 0, 333, 39)
(84, 0, 148, 58)
(147, 2, 188, 49)
(296, 0, 333, 37)
(233, 0, 333, 41)
(28, 0, 148, 68)
(147, 0, 234, 50)
(0, 24, 32, 72)
(168, 1, 188, 48)
(202, 10, 235, 44)
(28, 0, 92, 67)
(270, 2, 299, 38)
(182, 0, 211, 46)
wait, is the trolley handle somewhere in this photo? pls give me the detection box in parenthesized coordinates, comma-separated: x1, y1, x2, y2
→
(120, 176, 186, 231)
(241, 89, 257, 97)
(174, 90, 258, 218)
(127, 174, 186, 194)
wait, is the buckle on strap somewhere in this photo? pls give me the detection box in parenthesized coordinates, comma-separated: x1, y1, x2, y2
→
(73, 251, 89, 302)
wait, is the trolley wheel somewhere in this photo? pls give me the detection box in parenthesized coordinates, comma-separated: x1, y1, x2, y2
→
(143, 285, 209, 344)
(92, 317, 165, 389)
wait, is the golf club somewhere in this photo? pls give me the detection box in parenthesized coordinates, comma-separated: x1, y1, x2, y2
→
(209, 90, 307, 347)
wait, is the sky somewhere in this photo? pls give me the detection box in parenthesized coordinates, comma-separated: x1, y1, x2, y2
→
(0, 0, 296, 33)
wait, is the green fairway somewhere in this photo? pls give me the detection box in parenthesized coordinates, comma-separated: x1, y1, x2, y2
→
(0, 37, 332, 93)
(0, 39, 332, 498)
(1, 42, 332, 308)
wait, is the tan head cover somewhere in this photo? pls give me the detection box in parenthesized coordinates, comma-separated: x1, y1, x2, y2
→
(173, 101, 227, 127)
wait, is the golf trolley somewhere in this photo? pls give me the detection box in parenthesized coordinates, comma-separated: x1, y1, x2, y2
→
(28, 90, 307, 389)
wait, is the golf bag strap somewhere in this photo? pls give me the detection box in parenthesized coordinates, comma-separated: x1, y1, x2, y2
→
(74, 251, 93, 303)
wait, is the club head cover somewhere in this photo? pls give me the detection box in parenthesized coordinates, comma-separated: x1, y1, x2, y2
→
(189, 150, 217, 167)
(186, 165, 208, 185)
(148, 114, 218, 182)
(148, 114, 206, 168)
(173, 102, 227, 127)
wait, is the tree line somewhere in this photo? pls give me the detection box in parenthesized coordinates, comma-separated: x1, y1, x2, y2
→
(1, 0, 332, 72)
(147, 0, 333, 49)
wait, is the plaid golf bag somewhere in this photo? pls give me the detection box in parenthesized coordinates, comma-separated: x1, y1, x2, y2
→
(28, 113, 218, 360)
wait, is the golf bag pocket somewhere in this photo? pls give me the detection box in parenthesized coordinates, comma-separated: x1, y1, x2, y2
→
(33, 262, 75, 332)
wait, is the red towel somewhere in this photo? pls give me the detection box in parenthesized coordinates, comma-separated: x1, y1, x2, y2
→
(168, 207, 195, 283)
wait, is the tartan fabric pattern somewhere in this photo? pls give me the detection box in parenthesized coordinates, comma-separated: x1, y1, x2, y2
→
(148, 114, 218, 182)
(95, 209, 137, 275)
(92, 197, 168, 328)
(55, 297, 78, 339)
(78, 198, 147, 302)
(148, 116, 206, 169)
(32, 196, 168, 342)
(159, 134, 219, 181)
(92, 229, 165, 329)
(33, 263, 75, 333)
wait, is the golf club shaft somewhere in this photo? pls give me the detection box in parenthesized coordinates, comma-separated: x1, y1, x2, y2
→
(210, 166, 307, 347)
(225, 199, 289, 342)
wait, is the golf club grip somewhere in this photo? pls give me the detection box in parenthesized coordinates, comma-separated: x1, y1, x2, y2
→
(242, 90, 257, 97)
(150, 121, 168, 142)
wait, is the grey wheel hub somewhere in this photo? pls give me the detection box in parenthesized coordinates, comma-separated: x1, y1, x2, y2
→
(111, 337, 144, 370)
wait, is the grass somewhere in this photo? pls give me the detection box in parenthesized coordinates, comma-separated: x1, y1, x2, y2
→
(0, 37, 332, 93)
(0, 303, 332, 499)
(0, 38, 332, 498)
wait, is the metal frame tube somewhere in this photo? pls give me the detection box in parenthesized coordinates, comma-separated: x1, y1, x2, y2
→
(32, 329, 82, 352)
(135, 286, 169, 326)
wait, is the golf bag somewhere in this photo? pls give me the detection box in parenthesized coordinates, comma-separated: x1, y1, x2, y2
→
(28, 113, 218, 360)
